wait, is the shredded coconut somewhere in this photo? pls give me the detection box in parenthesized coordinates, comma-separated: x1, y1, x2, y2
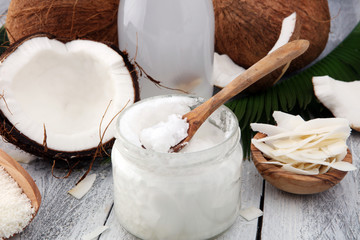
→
(140, 114, 189, 152)
(0, 166, 35, 239)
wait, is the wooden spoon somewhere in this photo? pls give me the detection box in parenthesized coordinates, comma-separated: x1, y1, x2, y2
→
(0, 148, 41, 219)
(172, 39, 310, 152)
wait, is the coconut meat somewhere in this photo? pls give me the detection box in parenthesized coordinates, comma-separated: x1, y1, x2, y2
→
(212, 53, 245, 88)
(313, 76, 360, 131)
(268, 12, 297, 54)
(0, 37, 135, 151)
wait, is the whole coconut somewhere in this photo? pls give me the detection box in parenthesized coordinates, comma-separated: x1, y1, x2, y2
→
(6, 0, 119, 45)
(213, 0, 330, 72)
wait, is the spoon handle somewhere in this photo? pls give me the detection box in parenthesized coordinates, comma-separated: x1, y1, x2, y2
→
(185, 39, 309, 124)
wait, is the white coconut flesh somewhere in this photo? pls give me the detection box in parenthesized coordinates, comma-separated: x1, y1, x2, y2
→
(268, 12, 297, 54)
(0, 37, 136, 152)
(313, 76, 360, 131)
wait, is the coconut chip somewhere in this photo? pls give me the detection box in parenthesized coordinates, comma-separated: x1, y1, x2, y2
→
(82, 226, 109, 240)
(68, 174, 96, 199)
(268, 12, 297, 54)
(313, 76, 360, 131)
(239, 207, 264, 221)
(251, 111, 356, 175)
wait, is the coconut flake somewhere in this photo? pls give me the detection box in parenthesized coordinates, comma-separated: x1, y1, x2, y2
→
(212, 52, 246, 88)
(268, 12, 297, 54)
(250, 123, 287, 136)
(239, 207, 263, 221)
(281, 163, 320, 175)
(272, 111, 305, 130)
(313, 76, 360, 131)
(82, 226, 109, 240)
(330, 161, 357, 172)
(68, 174, 96, 199)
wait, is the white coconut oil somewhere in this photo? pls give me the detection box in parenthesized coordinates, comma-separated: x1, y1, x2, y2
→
(111, 95, 243, 240)
(118, 0, 214, 99)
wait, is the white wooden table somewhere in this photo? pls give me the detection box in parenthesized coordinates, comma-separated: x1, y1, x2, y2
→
(1, 1, 360, 239)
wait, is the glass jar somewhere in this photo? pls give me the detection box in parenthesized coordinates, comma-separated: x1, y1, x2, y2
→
(117, 0, 215, 99)
(111, 95, 243, 240)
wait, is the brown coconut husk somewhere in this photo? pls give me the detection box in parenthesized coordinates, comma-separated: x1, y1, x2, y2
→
(6, 0, 119, 46)
(213, 0, 330, 73)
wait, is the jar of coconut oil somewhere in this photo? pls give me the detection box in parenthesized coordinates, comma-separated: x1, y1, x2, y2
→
(111, 95, 242, 240)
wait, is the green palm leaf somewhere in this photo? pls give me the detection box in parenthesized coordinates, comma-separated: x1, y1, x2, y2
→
(0, 26, 9, 56)
(226, 21, 360, 158)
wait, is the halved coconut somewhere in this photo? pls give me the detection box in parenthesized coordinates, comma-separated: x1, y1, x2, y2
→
(0, 34, 139, 160)
(213, 12, 301, 92)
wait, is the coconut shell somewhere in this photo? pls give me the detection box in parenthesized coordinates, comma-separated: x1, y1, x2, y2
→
(0, 33, 139, 162)
(213, 0, 330, 73)
(245, 14, 302, 93)
(6, 0, 119, 46)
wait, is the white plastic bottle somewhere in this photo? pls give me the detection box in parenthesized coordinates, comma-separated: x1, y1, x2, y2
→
(118, 0, 215, 99)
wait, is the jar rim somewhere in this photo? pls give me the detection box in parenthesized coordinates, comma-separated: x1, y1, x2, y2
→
(114, 94, 241, 166)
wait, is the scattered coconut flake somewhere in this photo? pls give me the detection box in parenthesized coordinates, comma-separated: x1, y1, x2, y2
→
(82, 226, 109, 240)
(68, 174, 96, 199)
(313, 76, 360, 131)
(268, 12, 297, 54)
(239, 207, 263, 221)
(251, 111, 356, 175)
(139, 114, 189, 153)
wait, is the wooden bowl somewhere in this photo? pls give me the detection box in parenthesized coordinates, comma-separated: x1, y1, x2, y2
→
(0, 149, 41, 234)
(251, 133, 352, 194)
